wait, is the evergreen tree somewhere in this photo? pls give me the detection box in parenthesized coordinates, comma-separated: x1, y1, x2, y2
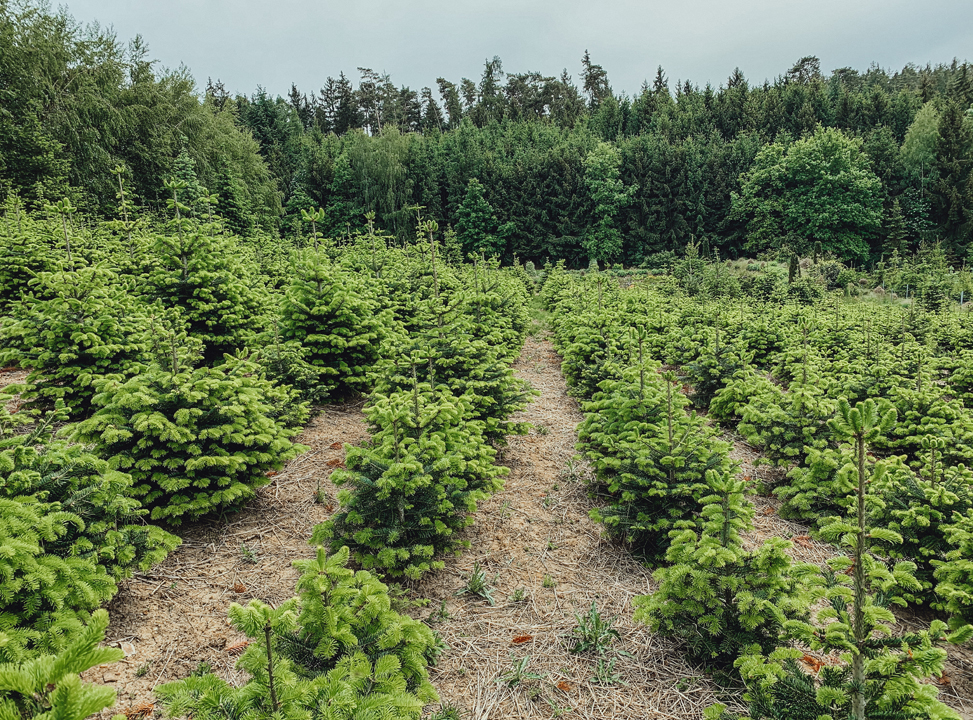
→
(171, 148, 203, 214)
(158, 548, 435, 720)
(73, 333, 306, 524)
(0, 265, 149, 416)
(936, 507, 973, 628)
(214, 164, 252, 236)
(929, 101, 973, 257)
(883, 198, 909, 256)
(455, 178, 498, 256)
(724, 399, 971, 720)
(0, 196, 52, 312)
(590, 372, 731, 564)
(146, 184, 265, 361)
(0, 496, 116, 661)
(279, 248, 388, 395)
(636, 471, 811, 672)
(0, 609, 123, 720)
(313, 381, 505, 579)
(272, 546, 438, 698)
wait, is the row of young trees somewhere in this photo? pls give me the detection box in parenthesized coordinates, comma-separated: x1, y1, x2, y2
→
(542, 264, 973, 718)
(0, 164, 534, 717)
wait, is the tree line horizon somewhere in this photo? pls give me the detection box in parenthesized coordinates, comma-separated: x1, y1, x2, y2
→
(2, 1, 972, 264)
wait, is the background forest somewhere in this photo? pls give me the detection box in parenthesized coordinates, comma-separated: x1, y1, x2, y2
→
(2, 1, 973, 266)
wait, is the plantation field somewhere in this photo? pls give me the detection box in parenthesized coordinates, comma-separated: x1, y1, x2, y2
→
(87, 337, 744, 719)
(2, 191, 973, 720)
(74, 332, 973, 720)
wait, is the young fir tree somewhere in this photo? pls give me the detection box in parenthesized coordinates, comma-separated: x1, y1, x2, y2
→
(0, 195, 53, 312)
(869, 437, 973, 607)
(279, 248, 388, 395)
(0, 609, 123, 720)
(590, 372, 731, 564)
(372, 325, 532, 446)
(635, 470, 812, 673)
(214, 164, 252, 236)
(737, 366, 837, 467)
(946, 348, 973, 409)
(312, 380, 506, 580)
(253, 322, 326, 427)
(684, 327, 747, 408)
(460, 257, 531, 361)
(559, 308, 626, 400)
(145, 180, 265, 363)
(171, 148, 203, 215)
(73, 327, 305, 524)
(717, 399, 972, 720)
(271, 546, 438, 696)
(936, 506, 973, 628)
(0, 383, 179, 582)
(709, 361, 777, 426)
(157, 547, 435, 720)
(0, 265, 149, 417)
(577, 335, 666, 482)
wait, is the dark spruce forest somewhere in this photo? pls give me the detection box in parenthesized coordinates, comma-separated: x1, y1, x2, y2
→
(3, 2, 972, 266)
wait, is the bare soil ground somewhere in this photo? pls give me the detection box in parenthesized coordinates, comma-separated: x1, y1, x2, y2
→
(78, 336, 972, 719)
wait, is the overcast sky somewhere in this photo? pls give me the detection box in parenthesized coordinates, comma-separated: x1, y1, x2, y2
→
(61, 0, 973, 99)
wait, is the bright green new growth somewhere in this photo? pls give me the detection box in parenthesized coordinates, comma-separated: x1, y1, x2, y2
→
(729, 399, 970, 720)
(936, 507, 973, 628)
(0, 386, 175, 660)
(0, 609, 123, 720)
(157, 546, 436, 720)
(73, 351, 305, 523)
(636, 470, 811, 671)
(0, 496, 116, 662)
